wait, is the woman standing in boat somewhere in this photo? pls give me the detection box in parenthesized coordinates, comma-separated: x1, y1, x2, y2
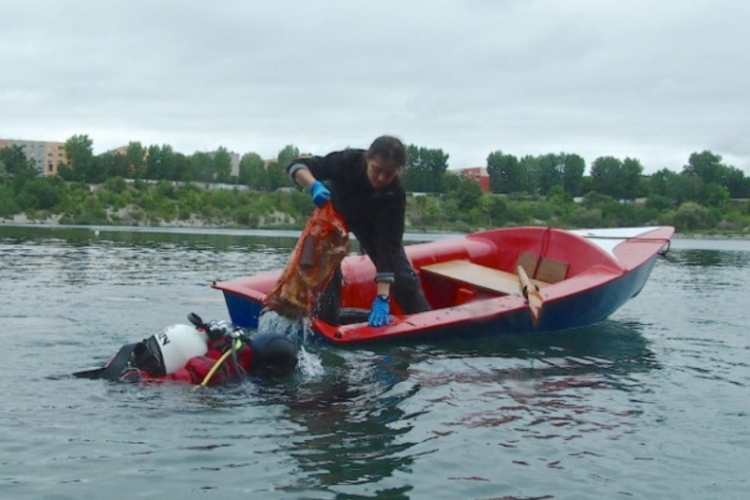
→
(287, 135, 431, 327)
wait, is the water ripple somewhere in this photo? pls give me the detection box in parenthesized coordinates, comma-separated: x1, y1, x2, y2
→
(2, 227, 749, 499)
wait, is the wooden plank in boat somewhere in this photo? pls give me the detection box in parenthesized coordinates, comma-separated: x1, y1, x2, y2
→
(517, 252, 569, 283)
(421, 260, 549, 296)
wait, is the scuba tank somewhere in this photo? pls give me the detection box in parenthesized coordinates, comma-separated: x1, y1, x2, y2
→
(86, 323, 209, 381)
(147, 323, 210, 375)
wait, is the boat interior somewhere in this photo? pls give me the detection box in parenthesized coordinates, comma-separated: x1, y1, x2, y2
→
(338, 227, 622, 316)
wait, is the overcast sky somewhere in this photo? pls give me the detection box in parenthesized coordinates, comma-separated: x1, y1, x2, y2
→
(1, 0, 748, 174)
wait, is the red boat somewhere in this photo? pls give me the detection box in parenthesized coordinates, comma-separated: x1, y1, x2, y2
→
(212, 226, 674, 344)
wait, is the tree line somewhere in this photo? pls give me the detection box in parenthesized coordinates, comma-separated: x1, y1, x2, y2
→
(1, 134, 749, 234)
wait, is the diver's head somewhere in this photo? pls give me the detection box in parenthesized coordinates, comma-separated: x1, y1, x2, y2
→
(250, 332, 298, 376)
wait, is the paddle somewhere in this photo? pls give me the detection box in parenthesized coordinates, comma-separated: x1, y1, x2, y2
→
(517, 265, 543, 324)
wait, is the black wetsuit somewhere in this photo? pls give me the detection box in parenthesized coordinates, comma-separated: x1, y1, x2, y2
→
(288, 149, 430, 324)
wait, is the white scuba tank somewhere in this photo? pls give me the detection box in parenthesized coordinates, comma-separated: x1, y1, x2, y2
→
(150, 324, 209, 374)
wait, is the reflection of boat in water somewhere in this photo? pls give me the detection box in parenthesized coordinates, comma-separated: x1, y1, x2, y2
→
(408, 318, 660, 378)
(213, 226, 674, 344)
(259, 317, 659, 490)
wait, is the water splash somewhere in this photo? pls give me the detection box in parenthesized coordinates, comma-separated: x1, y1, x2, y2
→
(257, 309, 324, 377)
(297, 346, 325, 377)
(257, 309, 302, 339)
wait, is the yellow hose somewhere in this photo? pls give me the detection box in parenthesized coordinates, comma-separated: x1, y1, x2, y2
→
(197, 339, 243, 388)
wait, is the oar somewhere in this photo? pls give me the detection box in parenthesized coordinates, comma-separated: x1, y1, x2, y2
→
(517, 265, 543, 324)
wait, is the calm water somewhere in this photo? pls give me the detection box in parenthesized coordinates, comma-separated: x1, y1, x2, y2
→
(0, 225, 748, 500)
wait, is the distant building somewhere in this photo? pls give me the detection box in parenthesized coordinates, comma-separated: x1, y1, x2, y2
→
(452, 166, 491, 193)
(0, 138, 68, 176)
(106, 145, 130, 156)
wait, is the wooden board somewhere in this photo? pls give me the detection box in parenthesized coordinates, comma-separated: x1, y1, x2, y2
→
(421, 260, 549, 296)
(516, 252, 569, 283)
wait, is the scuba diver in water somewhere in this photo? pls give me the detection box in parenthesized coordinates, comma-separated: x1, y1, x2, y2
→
(73, 313, 298, 386)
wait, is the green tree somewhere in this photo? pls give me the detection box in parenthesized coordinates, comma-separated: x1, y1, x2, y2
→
(620, 157, 644, 200)
(125, 142, 147, 179)
(98, 152, 123, 179)
(64, 135, 101, 183)
(145, 145, 163, 179)
(239, 152, 265, 187)
(664, 201, 715, 231)
(590, 156, 623, 198)
(190, 152, 214, 183)
(250, 145, 299, 191)
(536, 153, 565, 196)
(0, 183, 20, 217)
(173, 152, 191, 181)
(485, 195, 508, 225)
(723, 166, 750, 198)
(159, 145, 177, 181)
(649, 168, 676, 198)
(547, 184, 573, 204)
(403, 145, 449, 193)
(562, 154, 585, 196)
(0, 145, 37, 179)
(486, 151, 521, 194)
(678, 150, 750, 204)
(424, 147, 449, 192)
(17, 177, 61, 211)
(277, 145, 300, 171)
(645, 194, 675, 211)
(518, 155, 540, 194)
(264, 161, 289, 190)
(447, 177, 482, 211)
(402, 144, 429, 192)
(683, 150, 724, 186)
(703, 182, 730, 207)
(102, 176, 128, 194)
(213, 147, 233, 183)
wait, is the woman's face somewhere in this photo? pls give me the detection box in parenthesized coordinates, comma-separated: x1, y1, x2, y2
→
(366, 156, 401, 189)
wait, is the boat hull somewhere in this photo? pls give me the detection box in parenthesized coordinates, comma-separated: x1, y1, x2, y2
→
(213, 226, 673, 344)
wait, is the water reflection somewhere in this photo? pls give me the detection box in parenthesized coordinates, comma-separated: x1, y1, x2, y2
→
(432, 319, 657, 372)
(240, 348, 416, 498)
(231, 319, 657, 496)
(0, 228, 297, 288)
(0, 224, 300, 253)
(670, 248, 750, 268)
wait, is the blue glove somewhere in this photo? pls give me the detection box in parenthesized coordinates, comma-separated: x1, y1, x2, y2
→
(368, 295, 390, 327)
(309, 180, 331, 207)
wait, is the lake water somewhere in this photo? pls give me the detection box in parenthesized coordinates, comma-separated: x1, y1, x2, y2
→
(1, 225, 748, 500)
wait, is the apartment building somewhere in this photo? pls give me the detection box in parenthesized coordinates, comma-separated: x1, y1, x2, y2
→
(0, 138, 68, 176)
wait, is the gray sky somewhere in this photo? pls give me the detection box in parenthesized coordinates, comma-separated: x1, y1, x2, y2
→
(1, 0, 748, 174)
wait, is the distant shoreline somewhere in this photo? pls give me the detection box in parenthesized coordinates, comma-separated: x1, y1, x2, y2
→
(3, 213, 749, 240)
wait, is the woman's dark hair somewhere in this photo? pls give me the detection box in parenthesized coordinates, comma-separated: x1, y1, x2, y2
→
(366, 135, 407, 167)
